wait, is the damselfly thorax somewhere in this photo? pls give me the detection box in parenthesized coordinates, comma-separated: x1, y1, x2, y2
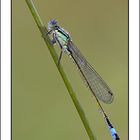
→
(52, 28, 71, 55)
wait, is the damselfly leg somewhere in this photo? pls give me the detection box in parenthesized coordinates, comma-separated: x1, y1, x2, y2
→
(58, 50, 63, 66)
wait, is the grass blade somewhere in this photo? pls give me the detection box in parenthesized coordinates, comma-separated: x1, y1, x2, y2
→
(25, 0, 97, 139)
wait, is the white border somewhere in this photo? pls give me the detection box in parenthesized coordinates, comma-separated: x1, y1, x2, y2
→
(1, 0, 11, 140)
(129, 0, 139, 140)
(1, 0, 139, 140)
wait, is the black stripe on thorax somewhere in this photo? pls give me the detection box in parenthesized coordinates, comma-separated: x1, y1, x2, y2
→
(56, 28, 70, 39)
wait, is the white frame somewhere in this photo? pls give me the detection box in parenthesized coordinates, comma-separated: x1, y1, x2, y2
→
(129, 0, 139, 139)
(1, 0, 139, 139)
(1, 0, 11, 140)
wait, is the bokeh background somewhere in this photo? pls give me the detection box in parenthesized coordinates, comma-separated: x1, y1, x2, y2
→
(12, 0, 128, 140)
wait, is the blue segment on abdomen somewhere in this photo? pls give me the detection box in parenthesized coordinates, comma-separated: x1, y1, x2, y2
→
(110, 128, 117, 139)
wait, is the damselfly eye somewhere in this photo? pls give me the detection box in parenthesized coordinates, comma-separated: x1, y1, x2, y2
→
(50, 19, 57, 25)
(48, 19, 58, 30)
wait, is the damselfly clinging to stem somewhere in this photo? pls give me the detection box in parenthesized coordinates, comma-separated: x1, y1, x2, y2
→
(47, 19, 120, 140)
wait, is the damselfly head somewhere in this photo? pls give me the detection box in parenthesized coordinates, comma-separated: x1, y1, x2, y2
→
(48, 19, 58, 30)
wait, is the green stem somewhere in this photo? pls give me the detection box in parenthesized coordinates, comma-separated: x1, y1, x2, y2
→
(25, 0, 96, 140)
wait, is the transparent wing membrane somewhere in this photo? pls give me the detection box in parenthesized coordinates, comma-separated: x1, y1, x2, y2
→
(68, 41, 114, 104)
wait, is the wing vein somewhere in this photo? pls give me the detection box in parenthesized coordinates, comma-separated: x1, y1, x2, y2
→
(68, 41, 114, 103)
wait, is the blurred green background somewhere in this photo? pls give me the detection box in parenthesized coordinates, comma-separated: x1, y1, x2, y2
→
(12, 0, 128, 140)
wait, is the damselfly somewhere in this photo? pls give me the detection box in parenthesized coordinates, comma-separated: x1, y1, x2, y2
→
(47, 19, 120, 140)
